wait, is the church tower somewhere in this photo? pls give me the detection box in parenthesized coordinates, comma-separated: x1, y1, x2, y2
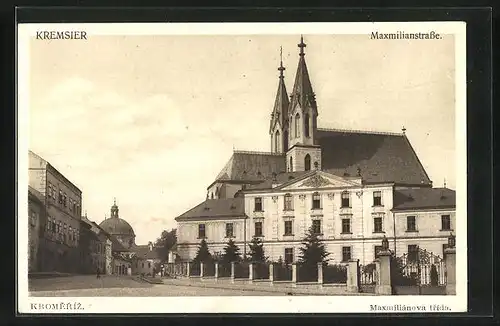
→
(269, 47, 290, 154)
(286, 36, 322, 172)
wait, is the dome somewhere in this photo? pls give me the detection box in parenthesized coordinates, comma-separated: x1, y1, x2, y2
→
(99, 199, 135, 237)
(99, 217, 135, 236)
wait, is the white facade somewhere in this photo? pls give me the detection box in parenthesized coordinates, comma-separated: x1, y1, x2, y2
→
(176, 171, 455, 265)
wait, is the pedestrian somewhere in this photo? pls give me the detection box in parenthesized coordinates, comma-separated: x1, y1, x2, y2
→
(96, 267, 101, 279)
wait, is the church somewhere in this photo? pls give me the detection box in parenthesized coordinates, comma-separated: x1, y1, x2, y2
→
(175, 36, 456, 266)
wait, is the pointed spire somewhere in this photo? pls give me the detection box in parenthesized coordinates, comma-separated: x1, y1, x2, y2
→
(298, 35, 306, 56)
(270, 46, 290, 136)
(289, 35, 316, 115)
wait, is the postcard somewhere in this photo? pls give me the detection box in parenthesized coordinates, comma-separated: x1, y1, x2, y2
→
(17, 21, 467, 314)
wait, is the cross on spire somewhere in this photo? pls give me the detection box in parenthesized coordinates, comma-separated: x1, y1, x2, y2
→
(278, 46, 285, 78)
(444, 178, 447, 188)
(298, 35, 306, 56)
(113, 197, 116, 205)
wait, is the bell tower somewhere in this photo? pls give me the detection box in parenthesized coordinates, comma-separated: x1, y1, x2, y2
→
(286, 36, 322, 172)
(111, 197, 119, 218)
(269, 46, 290, 154)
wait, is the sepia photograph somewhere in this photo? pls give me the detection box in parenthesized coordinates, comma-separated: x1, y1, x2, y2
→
(17, 22, 467, 313)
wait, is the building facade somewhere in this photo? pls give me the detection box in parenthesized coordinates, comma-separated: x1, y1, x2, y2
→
(28, 187, 45, 272)
(175, 36, 457, 266)
(29, 150, 83, 273)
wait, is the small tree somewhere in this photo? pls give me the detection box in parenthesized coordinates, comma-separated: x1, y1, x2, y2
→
(298, 225, 330, 267)
(192, 239, 212, 263)
(248, 237, 266, 263)
(222, 238, 241, 263)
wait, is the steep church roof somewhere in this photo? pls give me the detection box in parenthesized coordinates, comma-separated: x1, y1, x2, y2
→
(289, 36, 317, 115)
(317, 128, 432, 186)
(214, 150, 286, 182)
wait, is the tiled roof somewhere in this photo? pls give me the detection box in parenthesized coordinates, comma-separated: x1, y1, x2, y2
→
(109, 235, 128, 252)
(317, 128, 432, 186)
(133, 245, 161, 260)
(392, 188, 455, 211)
(175, 197, 245, 221)
(214, 151, 286, 182)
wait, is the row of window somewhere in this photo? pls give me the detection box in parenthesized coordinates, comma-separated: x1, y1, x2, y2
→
(254, 191, 383, 212)
(196, 214, 452, 239)
(45, 216, 80, 246)
(47, 182, 81, 217)
(91, 240, 106, 255)
(136, 261, 152, 269)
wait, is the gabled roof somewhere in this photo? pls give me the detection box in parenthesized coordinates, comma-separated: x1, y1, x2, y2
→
(245, 171, 311, 191)
(175, 197, 245, 221)
(133, 245, 161, 260)
(392, 188, 455, 211)
(317, 128, 432, 186)
(213, 150, 286, 184)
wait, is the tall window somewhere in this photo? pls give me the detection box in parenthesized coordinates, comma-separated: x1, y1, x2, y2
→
(406, 216, 417, 231)
(284, 248, 294, 264)
(312, 192, 321, 209)
(342, 247, 352, 262)
(284, 193, 293, 211)
(295, 113, 300, 138)
(305, 113, 310, 137)
(408, 245, 418, 262)
(284, 220, 293, 236)
(441, 215, 451, 230)
(312, 220, 321, 235)
(58, 191, 63, 204)
(63, 193, 67, 207)
(341, 218, 351, 233)
(374, 245, 383, 259)
(225, 223, 234, 238)
(373, 217, 383, 233)
(373, 191, 382, 206)
(341, 192, 350, 208)
(254, 221, 263, 237)
(304, 154, 311, 171)
(254, 197, 263, 211)
(275, 130, 280, 152)
(289, 156, 293, 172)
(198, 224, 206, 238)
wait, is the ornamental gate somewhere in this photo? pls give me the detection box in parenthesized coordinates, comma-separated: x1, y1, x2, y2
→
(394, 247, 447, 289)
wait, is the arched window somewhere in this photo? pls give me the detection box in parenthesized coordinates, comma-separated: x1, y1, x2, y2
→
(305, 113, 310, 137)
(304, 154, 311, 171)
(275, 130, 280, 152)
(295, 113, 300, 138)
(289, 156, 293, 172)
(283, 130, 289, 151)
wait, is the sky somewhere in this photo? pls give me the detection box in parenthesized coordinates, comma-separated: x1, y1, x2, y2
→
(29, 34, 456, 245)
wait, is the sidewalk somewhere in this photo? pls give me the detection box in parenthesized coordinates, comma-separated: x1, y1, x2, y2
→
(29, 272, 75, 279)
(161, 277, 372, 296)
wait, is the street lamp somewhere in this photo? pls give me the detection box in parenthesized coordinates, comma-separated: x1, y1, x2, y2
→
(448, 232, 456, 249)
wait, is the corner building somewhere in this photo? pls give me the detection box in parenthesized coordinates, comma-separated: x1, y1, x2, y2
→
(175, 37, 456, 265)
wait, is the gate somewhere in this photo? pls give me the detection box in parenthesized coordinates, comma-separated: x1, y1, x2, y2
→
(359, 263, 376, 293)
(393, 247, 446, 294)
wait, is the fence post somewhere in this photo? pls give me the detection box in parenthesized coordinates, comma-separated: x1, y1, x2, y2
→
(317, 263, 324, 285)
(230, 262, 235, 283)
(200, 262, 204, 278)
(269, 263, 274, 285)
(347, 259, 359, 293)
(186, 262, 191, 278)
(249, 263, 255, 282)
(375, 251, 392, 295)
(444, 247, 456, 295)
(215, 262, 219, 280)
(292, 263, 297, 286)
